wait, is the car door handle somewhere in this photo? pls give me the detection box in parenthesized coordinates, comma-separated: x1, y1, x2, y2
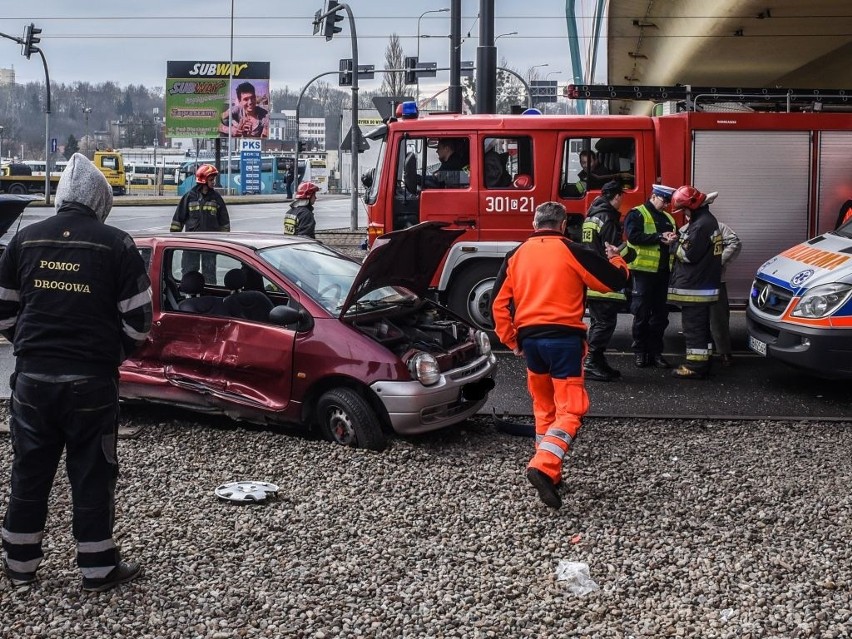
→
(454, 217, 476, 228)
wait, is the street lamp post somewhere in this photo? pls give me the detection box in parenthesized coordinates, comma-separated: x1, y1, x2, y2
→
(0, 125, 4, 163)
(82, 107, 92, 158)
(528, 63, 549, 83)
(416, 7, 449, 101)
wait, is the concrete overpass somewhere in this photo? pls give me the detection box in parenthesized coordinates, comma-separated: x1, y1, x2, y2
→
(602, 0, 852, 114)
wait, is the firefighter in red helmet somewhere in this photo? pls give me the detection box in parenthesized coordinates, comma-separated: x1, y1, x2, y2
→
(283, 181, 319, 238)
(667, 185, 723, 379)
(170, 163, 231, 279)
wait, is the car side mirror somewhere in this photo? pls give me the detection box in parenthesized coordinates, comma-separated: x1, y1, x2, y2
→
(361, 169, 374, 189)
(269, 304, 313, 332)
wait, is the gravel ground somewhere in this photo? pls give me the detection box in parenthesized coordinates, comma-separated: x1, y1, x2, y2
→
(1, 402, 851, 638)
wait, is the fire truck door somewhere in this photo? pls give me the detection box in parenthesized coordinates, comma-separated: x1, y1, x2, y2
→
(692, 130, 811, 305)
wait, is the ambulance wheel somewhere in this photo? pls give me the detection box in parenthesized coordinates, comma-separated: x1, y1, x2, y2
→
(316, 388, 386, 451)
(448, 262, 497, 332)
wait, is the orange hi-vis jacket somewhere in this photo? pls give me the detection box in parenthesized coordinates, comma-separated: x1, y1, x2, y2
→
(492, 230, 630, 352)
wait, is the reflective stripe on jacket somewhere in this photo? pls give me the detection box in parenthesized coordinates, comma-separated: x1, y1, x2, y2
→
(626, 204, 675, 273)
(667, 207, 722, 304)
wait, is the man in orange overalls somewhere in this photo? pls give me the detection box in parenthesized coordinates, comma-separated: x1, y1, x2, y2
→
(492, 201, 629, 509)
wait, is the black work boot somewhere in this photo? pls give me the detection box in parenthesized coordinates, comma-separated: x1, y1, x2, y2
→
(633, 352, 650, 368)
(527, 468, 562, 509)
(598, 354, 621, 379)
(82, 561, 143, 593)
(583, 352, 615, 382)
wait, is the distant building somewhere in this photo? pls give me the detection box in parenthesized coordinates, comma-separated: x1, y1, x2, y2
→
(269, 110, 326, 150)
(0, 67, 15, 86)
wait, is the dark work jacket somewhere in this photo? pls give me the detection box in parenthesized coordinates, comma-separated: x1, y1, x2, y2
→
(668, 206, 722, 304)
(283, 202, 316, 238)
(171, 185, 230, 232)
(0, 203, 152, 376)
(583, 195, 624, 255)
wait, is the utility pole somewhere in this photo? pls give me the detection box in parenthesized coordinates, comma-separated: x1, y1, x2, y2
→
(475, 0, 496, 114)
(448, 0, 462, 113)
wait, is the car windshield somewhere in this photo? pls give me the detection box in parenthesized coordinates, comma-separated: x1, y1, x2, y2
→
(257, 243, 414, 314)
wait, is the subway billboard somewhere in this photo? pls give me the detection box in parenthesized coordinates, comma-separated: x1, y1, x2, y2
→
(165, 61, 271, 139)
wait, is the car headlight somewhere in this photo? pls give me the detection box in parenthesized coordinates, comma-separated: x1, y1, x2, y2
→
(791, 283, 852, 318)
(408, 352, 440, 386)
(475, 330, 492, 356)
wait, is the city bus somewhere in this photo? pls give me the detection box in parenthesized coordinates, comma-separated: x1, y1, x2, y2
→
(176, 156, 312, 195)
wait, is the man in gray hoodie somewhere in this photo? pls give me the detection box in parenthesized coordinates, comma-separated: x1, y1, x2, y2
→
(0, 153, 152, 592)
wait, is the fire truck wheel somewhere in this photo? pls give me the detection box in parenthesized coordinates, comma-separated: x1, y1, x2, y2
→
(448, 262, 498, 332)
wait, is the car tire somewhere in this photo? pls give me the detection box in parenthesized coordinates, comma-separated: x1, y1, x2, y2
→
(316, 388, 386, 451)
(448, 261, 498, 332)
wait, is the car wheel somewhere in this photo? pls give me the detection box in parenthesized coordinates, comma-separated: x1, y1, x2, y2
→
(7, 183, 27, 195)
(448, 262, 498, 331)
(316, 388, 386, 451)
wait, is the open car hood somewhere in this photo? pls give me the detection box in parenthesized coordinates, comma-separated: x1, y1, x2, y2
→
(339, 221, 465, 317)
(0, 195, 41, 238)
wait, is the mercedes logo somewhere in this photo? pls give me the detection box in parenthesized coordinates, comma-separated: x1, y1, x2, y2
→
(756, 285, 770, 310)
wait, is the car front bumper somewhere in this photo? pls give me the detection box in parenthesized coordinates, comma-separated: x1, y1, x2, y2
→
(746, 309, 852, 379)
(371, 353, 497, 434)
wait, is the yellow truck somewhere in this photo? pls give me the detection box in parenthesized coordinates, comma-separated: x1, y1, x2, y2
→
(92, 150, 126, 196)
(1, 150, 126, 196)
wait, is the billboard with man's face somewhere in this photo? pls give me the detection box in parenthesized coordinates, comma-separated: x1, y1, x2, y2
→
(165, 61, 271, 139)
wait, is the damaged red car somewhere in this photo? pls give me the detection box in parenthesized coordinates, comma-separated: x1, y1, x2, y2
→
(119, 221, 496, 450)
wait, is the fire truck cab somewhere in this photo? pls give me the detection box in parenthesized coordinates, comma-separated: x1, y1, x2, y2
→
(363, 101, 852, 334)
(364, 108, 654, 329)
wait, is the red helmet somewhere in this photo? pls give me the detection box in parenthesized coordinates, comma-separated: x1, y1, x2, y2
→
(671, 185, 707, 212)
(195, 164, 219, 184)
(295, 181, 320, 199)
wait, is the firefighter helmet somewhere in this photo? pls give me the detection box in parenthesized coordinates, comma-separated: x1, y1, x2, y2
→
(671, 185, 707, 212)
(195, 164, 219, 184)
(295, 181, 320, 199)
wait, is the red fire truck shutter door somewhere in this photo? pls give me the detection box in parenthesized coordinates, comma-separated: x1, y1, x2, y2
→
(692, 130, 810, 305)
(817, 131, 852, 233)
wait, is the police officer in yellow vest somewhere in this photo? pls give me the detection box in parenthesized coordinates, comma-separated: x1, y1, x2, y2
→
(624, 184, 678, 368)
(581, 180, 634, 381)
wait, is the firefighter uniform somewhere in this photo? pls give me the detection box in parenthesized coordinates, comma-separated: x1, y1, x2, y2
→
(170, 182, 230, 279)
(492, 204, 628, 509)
(624, 186, 677, 367)
(668, 192, 723, 378)
(0, 153, 152, 589)
(581, 181, 633, 381)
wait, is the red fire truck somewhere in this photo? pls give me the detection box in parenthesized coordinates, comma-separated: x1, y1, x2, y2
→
(362, 92, 852, 332)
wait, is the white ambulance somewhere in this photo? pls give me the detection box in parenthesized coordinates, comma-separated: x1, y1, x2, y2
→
(746, 218, 852, 378)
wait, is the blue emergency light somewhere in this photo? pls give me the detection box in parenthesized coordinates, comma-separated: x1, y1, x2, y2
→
(398, 101, 419, 119)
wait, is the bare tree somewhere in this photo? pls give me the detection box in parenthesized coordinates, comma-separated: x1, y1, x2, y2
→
(380, 33, 406, 96)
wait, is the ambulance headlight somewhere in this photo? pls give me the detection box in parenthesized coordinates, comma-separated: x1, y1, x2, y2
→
(791, 283, 852, 318)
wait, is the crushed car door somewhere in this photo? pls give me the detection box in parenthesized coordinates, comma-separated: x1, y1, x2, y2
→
(128, 247, 296, 412)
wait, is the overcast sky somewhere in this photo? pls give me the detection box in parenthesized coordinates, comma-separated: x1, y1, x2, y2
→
(1, 1, 606, 98)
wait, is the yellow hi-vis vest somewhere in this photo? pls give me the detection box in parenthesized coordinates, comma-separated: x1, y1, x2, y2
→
(626, 204, 676, 273)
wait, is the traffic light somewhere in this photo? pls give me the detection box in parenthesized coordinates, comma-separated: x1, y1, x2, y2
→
(298, 141, 306, 152)
(21, 23, 42, 60)
(404, 56, 418, 85)
(324, 1, 344, 41)
(339, 58, 353, 87)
